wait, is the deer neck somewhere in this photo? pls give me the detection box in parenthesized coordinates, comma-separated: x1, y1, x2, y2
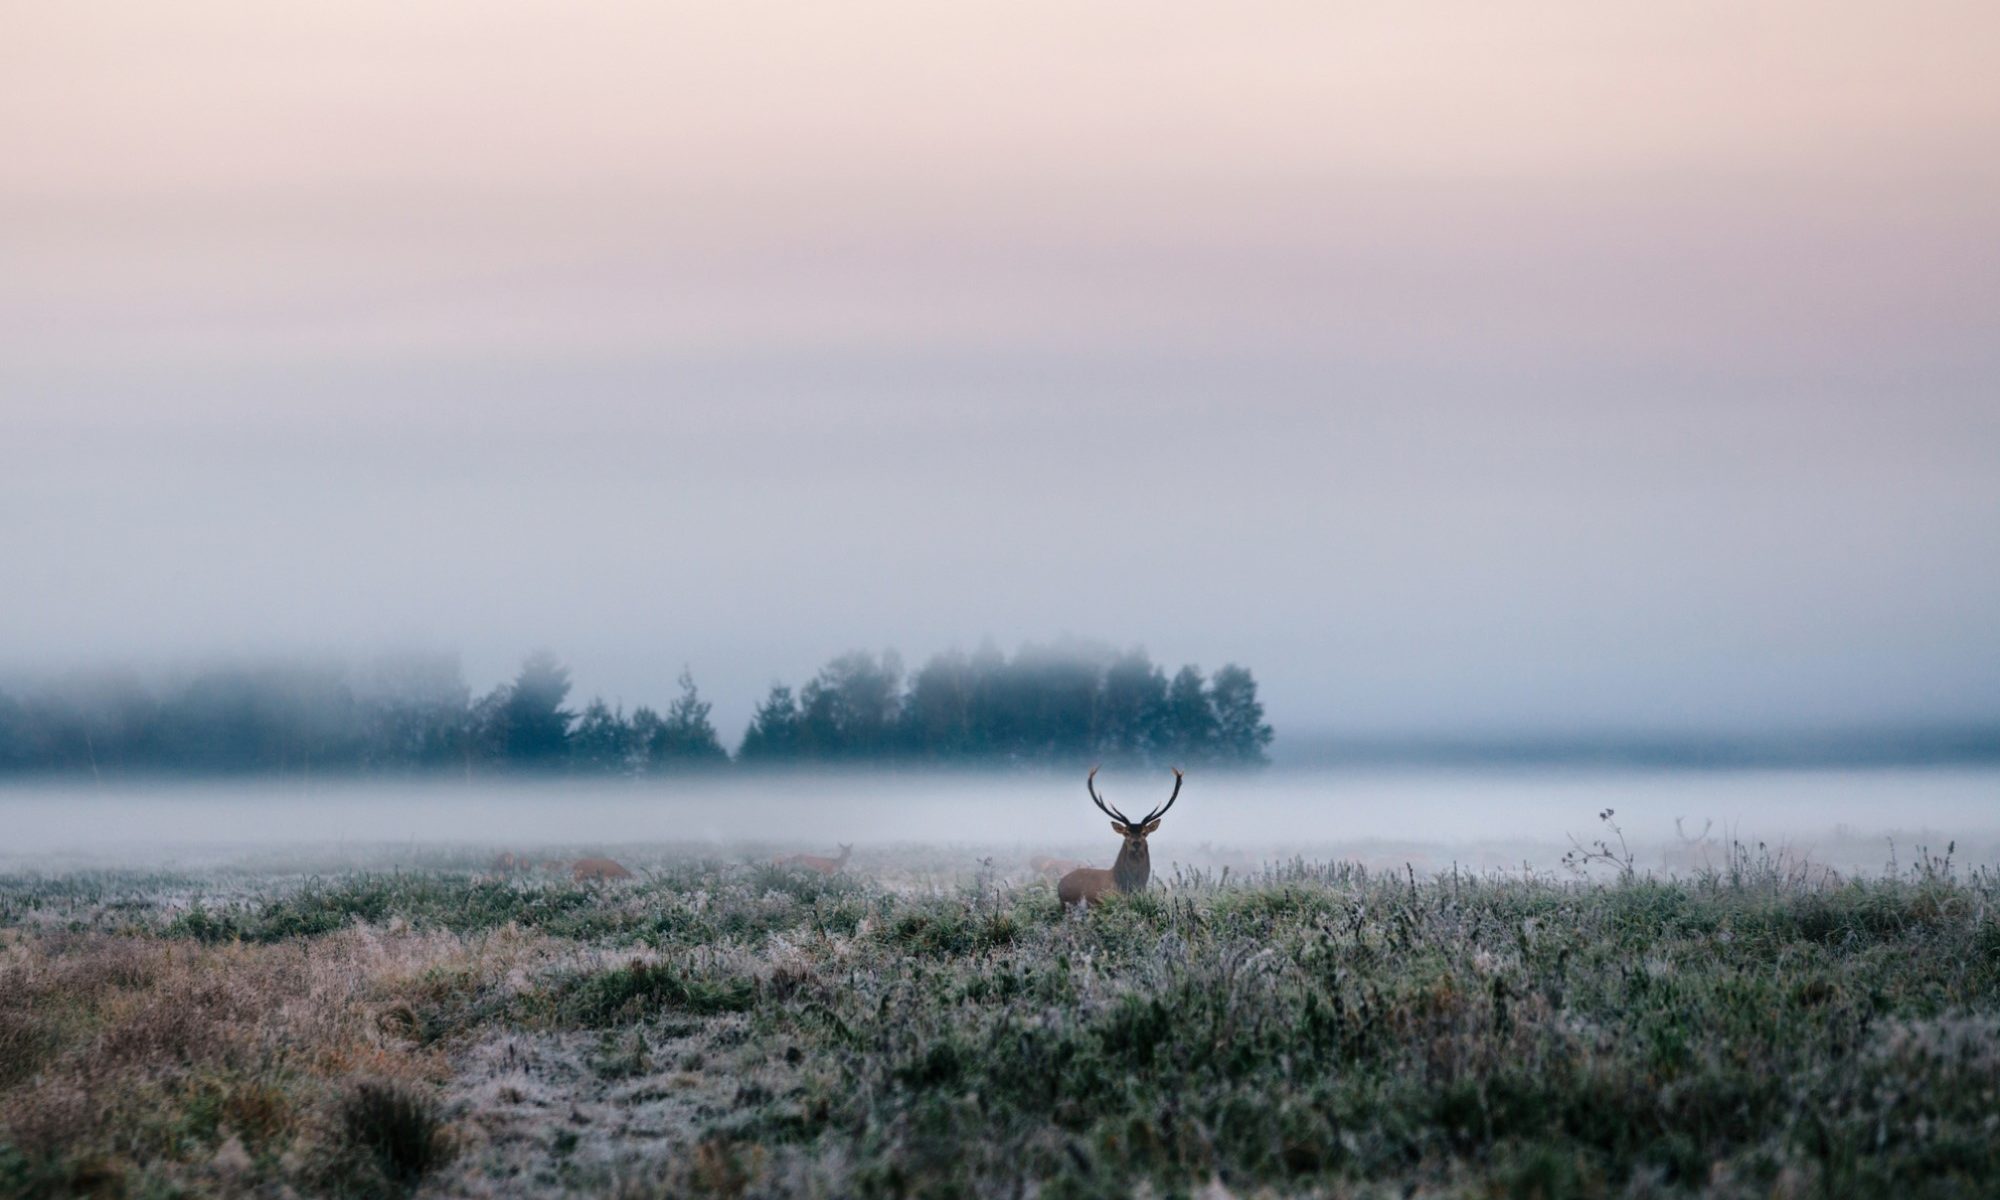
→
(1112, 842, 1150, 893)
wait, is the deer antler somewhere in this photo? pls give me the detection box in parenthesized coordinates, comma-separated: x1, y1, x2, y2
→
(1133, 767, 1184, 827)
(1086, 765, 1135, 826)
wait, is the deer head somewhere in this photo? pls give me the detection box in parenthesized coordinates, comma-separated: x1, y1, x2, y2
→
(1058, 765, 1183, 900)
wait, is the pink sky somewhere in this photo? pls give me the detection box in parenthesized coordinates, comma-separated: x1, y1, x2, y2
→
(6, 1, 1997, 368)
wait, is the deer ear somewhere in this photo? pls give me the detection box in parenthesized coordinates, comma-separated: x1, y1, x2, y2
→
(1140, 819, 1162, 835)
(1110, 821, 1129, 836)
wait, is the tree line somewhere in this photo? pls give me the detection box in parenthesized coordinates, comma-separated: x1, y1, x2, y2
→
(738, 644, 1270, 766)
(0, 641, 1271, 776)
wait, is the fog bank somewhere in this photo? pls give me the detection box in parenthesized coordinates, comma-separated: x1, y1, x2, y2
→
(6, 767, 1996, 876)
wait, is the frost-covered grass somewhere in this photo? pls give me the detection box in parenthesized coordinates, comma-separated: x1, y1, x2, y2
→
(2, 844, 1998, 1198)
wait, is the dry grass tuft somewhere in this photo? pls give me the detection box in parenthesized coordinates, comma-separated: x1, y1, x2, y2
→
(325, 1077, 455, 1195)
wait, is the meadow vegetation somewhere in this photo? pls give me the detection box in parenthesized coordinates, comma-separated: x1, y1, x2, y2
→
(1, 839, 1996, 1198)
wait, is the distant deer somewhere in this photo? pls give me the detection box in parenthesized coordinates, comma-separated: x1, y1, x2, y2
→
(1058, 766, 1183, 908)
(570, 857, 635, 882)
(1029, 855, 1085, 880)
(1660, 817, 1718, 874)
(490, 851, 524, 875)
(775, 844, 853, 876)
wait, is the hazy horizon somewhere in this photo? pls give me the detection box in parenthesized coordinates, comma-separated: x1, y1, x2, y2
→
(5, 767, 1997, 871)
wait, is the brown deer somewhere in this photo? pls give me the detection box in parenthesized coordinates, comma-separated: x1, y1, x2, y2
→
(1029, 855, 1085, 880)
(775, 845, 853, 876)
(570, 857, 635, 882)
(1057, 766, 1183, 908)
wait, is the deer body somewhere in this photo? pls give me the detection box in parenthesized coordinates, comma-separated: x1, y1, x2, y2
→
(1057, 767, 1183, 908)
(571, 857, 634, 882)
(1055, 842, 1152, 905)
(777, 844, 852, 876)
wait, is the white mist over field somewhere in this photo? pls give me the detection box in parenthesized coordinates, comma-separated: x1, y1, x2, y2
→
(5, 767, 1996, 876)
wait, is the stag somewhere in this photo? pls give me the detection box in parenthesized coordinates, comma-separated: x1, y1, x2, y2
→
(776, 844, 853, 876)
(1057, 766, 1183, 907)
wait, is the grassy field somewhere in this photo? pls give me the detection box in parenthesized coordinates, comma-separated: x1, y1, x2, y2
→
(2, 840, 1997, 1198)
